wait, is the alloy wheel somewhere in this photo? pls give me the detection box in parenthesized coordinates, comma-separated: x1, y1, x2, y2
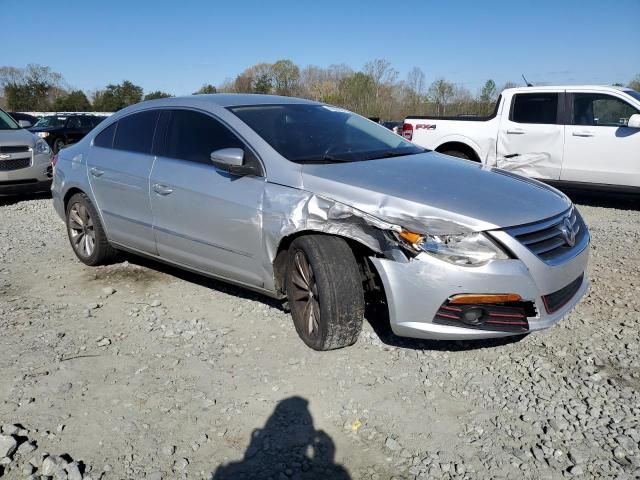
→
(68, 202, 95, 258)
(290, 250, 320, 338)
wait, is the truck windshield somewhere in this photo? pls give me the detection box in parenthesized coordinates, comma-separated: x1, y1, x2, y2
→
(229, 104, 425, 163)
(624, 90, 640, 103)
(33, 116, 67, 128)
(0, 110, 20, 130)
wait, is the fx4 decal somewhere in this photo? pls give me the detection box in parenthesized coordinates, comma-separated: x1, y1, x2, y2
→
(416, 124, 436, 130)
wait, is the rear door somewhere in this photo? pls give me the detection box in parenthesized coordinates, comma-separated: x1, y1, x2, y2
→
(561, 91, 640, 187)
(150, 109, 265, 286)
(496, 92, 564, 179)
(86, 110, 160, 253)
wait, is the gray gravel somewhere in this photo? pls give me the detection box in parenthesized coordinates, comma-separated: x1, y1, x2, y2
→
(0, 193, 639, 479)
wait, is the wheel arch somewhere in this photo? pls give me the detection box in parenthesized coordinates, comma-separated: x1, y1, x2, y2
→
(435, 141, 481, 162)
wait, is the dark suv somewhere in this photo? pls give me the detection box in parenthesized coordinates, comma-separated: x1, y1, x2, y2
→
(30, 114, 107, 153)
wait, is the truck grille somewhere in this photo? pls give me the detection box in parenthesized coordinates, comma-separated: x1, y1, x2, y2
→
(0, 145, 30, 154)
(505, 207, 588, 265)
(0, 158, 31, 171)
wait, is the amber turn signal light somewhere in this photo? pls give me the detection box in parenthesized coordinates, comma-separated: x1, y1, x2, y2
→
(399, 229, 423, 245)
(449, 293, 522, 305)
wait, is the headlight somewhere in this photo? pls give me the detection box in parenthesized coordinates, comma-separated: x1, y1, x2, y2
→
(36, 132, 49, 138)
(397, 230, 509, 266)
(34, 139, 51, 155)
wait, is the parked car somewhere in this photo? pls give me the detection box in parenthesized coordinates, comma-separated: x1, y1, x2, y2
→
(0, 108, 52, 195)
(30, 114, 106, 153)
(8, 112, 39, 128)
(52, 95, 589, 350)
(403, 85, 640, 191)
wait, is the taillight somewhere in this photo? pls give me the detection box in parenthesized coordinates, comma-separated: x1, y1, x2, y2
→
(402, 123, 413, 141)
(51, 154, 58, 167)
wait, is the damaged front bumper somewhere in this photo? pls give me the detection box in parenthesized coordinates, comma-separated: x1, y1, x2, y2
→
(370, 236, 589, 341)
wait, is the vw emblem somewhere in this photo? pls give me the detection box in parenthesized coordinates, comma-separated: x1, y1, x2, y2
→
(0, 154, 10, 160)
(559, 217, 576, 247)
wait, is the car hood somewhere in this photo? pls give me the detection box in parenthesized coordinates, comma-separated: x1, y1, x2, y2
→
(300, 152, 571, 234)
(29, 126, 59, 133)
(0, 128, 37, 148)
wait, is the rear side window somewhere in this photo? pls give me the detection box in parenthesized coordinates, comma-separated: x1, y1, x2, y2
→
(113, 110, 160, 154)
(511, 93, 559, 124)
(94, 123, 116, 148)
(164, 109, 244, 164)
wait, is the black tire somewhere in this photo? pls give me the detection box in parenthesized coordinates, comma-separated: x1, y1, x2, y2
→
(441, 149, 471, 160)
(285, 235, 364, 351)
(65, 192, 118, 266)
(53, 138, 65, 154)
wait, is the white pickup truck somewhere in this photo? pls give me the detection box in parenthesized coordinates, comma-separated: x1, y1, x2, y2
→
(403, 85, 640, 191)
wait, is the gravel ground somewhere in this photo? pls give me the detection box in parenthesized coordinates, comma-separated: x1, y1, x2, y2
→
(0, 192, 639, 480)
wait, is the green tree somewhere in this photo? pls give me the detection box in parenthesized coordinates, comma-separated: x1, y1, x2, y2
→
(0, 64, 63, 111)
(144, 91, 172, 101)
(53, 90, 91, 111)
(271, 59, 300, 96)
(479, 79, 497, 114)
(253, 73, 272, 94)
(628, 74, 640, 91)
(92, 80, 143, 111)
(193, 84, 217, 94)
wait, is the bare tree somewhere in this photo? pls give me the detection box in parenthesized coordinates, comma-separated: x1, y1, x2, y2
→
(427, 78, 455, 115)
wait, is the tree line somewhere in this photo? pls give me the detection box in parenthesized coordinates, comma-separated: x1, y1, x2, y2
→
(2, 62, 639, 120)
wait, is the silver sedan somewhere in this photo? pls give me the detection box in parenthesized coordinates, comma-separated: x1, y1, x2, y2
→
(51, 94, 589, 350)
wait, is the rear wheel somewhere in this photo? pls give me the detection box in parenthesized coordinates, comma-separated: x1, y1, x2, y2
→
(53, 138, 65, 154)
(66, 193, 118, 266)
(285, 235, 364, 350)
(441, 149, 471, 160)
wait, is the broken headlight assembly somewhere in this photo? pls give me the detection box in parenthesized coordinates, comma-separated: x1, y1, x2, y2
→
(397, 230, 509, 266)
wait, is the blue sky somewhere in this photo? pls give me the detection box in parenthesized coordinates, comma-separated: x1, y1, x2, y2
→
(2, 0, 639, 95)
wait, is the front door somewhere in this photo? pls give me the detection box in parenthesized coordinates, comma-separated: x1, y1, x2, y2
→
(150, 109, 265, 287)
(562, 92, 640, 187)
(496, 92, 564, 180)
(86, 110, 159, 253)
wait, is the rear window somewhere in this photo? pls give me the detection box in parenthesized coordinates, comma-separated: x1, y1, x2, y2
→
(113, 110, 160, 154)
(94, 123, 116, 148)
(511, 93, 559, 124)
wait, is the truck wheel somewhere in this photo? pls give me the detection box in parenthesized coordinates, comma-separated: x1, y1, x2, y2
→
(66, 192, 118, 266)
(441, 150, 471, 160)
(285, 235, 364, 350)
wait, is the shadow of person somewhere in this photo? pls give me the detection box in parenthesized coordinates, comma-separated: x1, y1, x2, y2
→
(212, 396, 351, 480)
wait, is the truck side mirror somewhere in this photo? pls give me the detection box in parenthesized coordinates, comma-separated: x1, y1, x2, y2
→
(627, 114, 640, 129)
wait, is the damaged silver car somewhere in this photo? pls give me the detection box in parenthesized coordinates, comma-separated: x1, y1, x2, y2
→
(51, 95, 590, 350)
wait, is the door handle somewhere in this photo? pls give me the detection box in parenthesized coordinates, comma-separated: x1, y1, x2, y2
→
(506, 129, 525, 134)
(572, 131, 594, 137)
(153, 183, 173, 196)
(89, 167, 104, 177)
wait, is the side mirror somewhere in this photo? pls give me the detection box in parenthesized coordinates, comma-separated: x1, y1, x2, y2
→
(18, 120, 32, 128)
(210, 148, 259, 176)
(627, 114, 640, 129)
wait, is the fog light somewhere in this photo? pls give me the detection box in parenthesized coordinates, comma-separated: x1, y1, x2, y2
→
(462, 307, 484, 325)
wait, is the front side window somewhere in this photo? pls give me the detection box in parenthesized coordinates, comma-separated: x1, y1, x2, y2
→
(113, 110, 160, 154)
(33, 115, 67, 128)
(229, 104, 424, 163)
(511, 93, 559, 124)
(0, 110, 19, 130)
(573, 93, 639, 127)
(163, 109, 244, 164)
(66, 117, 82, 129)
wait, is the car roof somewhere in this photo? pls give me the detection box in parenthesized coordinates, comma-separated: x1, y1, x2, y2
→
(502, 85, 635, 94)
(135, 93, 322, 109)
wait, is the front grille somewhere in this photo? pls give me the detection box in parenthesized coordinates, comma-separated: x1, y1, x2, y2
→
(0, 158, 31, 171)
(0, 145, 30, 154)
(505, 207, 588, 265)
(542, 274, 584, 313)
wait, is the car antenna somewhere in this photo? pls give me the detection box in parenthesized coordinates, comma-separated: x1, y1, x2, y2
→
(522, 74, 533, 87)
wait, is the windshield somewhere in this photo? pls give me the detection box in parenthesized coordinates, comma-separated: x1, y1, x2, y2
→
(624, 90, 640, 103)
(33, 115, 67, 128)
(229, 104, 425, 163)
(0, 110, 20, 130)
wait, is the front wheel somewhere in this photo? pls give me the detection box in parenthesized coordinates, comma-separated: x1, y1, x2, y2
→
(285, 235, 364, 350)
(441, 149, 471, 160)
